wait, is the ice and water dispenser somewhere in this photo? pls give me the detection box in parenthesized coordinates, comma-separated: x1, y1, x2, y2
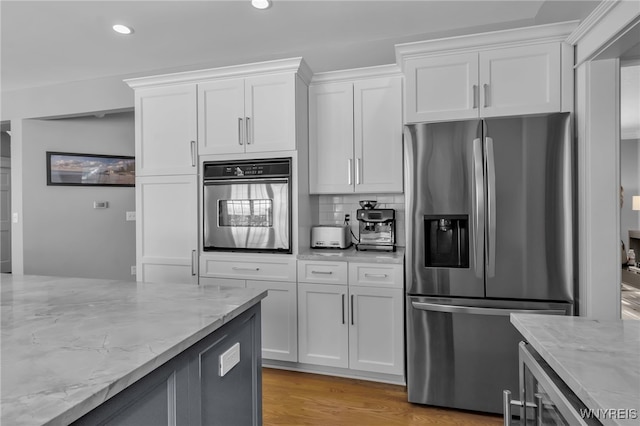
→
(424, 215, 469, 268)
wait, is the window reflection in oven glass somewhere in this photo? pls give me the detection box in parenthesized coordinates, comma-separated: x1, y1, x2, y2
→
(218, 199, 273, 227)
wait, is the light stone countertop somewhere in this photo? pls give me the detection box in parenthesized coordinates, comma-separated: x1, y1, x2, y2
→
(0, 274, 267, 426)
(297, 246, 405, 264)
(511, 314, 640, 426)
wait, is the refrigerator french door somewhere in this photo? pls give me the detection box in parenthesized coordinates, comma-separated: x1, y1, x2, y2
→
(404, 113, 574, 414)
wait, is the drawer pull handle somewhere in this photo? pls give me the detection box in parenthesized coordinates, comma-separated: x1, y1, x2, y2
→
(311, 270, 333, 275)
(232, 267, 260, 271)
(364, 273, 388, 278)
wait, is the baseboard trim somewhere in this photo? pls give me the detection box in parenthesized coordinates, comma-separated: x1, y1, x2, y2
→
(262, 360, 406, 386)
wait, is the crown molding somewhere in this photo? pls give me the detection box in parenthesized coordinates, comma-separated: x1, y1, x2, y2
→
(125, 57, 310, 89)
(566, 0, 620, 45)
(310, 64, 402, 85)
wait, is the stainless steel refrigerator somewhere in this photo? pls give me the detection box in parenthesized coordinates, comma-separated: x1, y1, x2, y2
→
(404, 113, 574, 414)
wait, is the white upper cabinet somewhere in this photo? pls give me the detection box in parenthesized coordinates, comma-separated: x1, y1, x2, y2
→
(244, 74, 297, 153)
(198, 78, 245, 155)
(479, 43, 560, 118)
(134, 84, 198, 176)
(198, 73, 297, 155)
(396, 22, 577, 123)
(404, 52, 479, 122)
(354, 77, 403, 193)
(308, 82, 354, 194)
(309, 66, 403, 194)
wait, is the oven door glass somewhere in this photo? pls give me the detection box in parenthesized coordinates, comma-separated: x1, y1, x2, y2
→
(204, 180, 290, 252)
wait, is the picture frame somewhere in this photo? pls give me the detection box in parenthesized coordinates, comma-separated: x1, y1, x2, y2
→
(46, 152, 135, 187)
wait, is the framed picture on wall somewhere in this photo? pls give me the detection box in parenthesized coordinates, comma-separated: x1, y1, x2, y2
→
(46, 152, 135, 187)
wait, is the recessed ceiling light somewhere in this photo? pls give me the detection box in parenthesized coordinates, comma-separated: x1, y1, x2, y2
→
(112, 24, 133, 35)
(251, 0, 271, 10)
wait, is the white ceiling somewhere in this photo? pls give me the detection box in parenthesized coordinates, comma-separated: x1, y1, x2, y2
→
(0, 0, 602, 93)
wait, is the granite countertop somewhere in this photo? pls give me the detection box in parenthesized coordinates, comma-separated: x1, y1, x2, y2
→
(511, 314, 640, 426)
(297, 246, 405, 264)
(0, 274, 267, 426)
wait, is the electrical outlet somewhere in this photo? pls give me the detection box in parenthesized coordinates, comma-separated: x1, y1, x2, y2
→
(126, 211, 136, 221)
(219, 342, 240, 377)
(131, 266, 137, 276)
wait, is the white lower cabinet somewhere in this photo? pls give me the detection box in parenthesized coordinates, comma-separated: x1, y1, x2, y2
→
(297, 282, 349, 368)
(348, 285, 404, 375)
(297, 260, 404, 377)
(136, 175, 198, 285)
(246, 280, 298, 362)
(199, 255, 297, 362)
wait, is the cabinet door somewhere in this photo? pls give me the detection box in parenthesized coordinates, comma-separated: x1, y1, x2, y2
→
(198, 78, 246, 155)
(297, 283, 349, 368)
(354, 76, 404, 193)
(404, 53, 479, 123)
(244, 73, 296, 153)
(246, 280, 297, 362)
(348, 286, 404, 375)
(135, 84, 197, 176)
(136, 175, 198, 284)
(479, 43, 561, 117)
(309, 82, 354, 194)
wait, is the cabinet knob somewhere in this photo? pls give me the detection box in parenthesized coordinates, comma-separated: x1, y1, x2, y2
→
(238, 118, 244, 145)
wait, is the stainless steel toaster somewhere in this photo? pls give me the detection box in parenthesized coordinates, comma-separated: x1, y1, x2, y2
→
(311, 225, 352, 249)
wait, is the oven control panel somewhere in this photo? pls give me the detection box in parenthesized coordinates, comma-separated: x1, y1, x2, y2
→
(204, 158, 291, 180)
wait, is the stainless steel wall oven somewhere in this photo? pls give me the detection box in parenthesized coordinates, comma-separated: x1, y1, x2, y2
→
(203, 158, 292, 253)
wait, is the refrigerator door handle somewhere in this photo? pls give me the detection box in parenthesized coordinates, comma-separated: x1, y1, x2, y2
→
(411, 301, 565, 317)
(473, 138, 485, 279)
(485, 136, 497, 278)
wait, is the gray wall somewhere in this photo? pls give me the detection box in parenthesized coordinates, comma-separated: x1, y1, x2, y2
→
(621, 138, 640, 248)
(1, 131, 10, 157)
(22, 112, 135, 280)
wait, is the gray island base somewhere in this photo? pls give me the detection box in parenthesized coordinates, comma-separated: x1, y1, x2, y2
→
(0, 274, 267, 426)
(510, 313, 640, 426)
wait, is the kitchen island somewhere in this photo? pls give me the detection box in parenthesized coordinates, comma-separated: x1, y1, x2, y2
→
(0, 274, 267, 426)
(510, 314, 640, 426)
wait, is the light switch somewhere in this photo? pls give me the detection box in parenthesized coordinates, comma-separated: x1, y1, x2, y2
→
(12, 213, 18, 223)
(219, 342, 240, 377)
(93, 201, 109, 209)
(126, 211, 136, 221)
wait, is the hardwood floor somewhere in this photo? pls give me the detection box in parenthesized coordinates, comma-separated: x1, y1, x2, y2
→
(262, 368, 503, 426)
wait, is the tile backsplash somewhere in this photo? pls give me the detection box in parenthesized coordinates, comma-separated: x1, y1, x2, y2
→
(316, 194, 406, 247)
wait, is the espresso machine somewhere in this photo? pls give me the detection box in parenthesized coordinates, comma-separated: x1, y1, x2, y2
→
(356, 200, 396, 252)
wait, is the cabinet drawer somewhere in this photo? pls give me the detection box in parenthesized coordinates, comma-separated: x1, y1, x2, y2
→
(199, 277, 246, 288)
(297, 261, 348, 285)
(200, 255, 296, 281)
(348, 263, 403, 288)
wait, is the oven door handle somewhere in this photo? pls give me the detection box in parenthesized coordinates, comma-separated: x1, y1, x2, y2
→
(411, 301, 565, 317)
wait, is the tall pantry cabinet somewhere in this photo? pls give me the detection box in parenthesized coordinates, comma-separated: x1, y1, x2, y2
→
(131, 84, 199, 284)
(125, 58, 311, 286)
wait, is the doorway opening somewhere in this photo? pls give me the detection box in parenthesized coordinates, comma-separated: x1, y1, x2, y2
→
(1, 121, 11, 273)
(620, 59, 640, 319)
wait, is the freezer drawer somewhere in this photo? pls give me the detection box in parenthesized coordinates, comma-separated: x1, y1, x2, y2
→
(406, 296, 571, 414)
